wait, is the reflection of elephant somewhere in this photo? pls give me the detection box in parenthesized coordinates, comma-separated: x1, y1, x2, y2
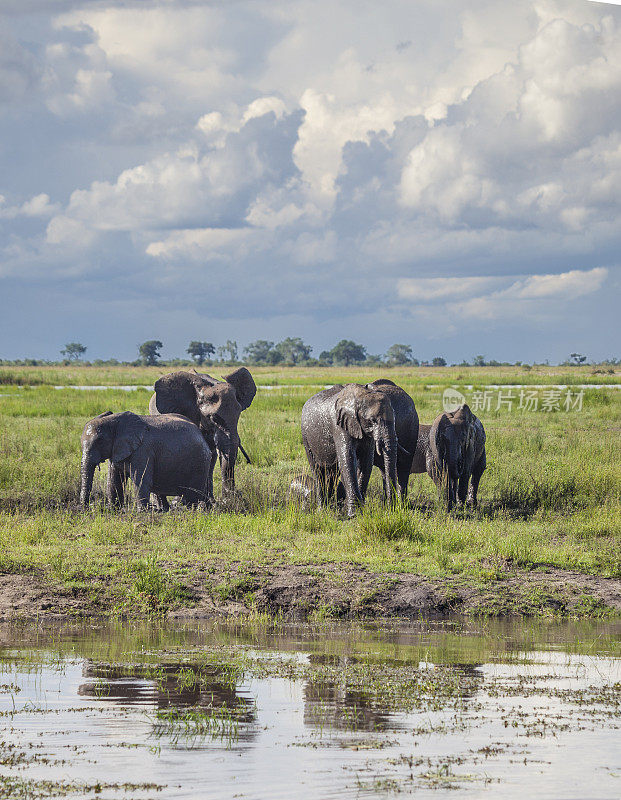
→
(303, 655, 391, 732)
(301, 383, 399, 517)
(149, 367, 256, 496)
(365, 379, 418, 500)
(80, 411, 214, 509)
(424, 404, 486, 510)
(79, 662, 255, 722)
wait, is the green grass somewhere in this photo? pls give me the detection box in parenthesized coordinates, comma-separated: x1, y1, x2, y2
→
(0, 363, 618, 387)
(0, 366, 619, 616)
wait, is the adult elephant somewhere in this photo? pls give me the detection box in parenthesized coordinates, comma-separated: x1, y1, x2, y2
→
(80, 411, 214, 509)
(148, 367, 256, 496)
(301, 383, 399, 517)
(424, 404, 486, 510)
(365, 379, 418, 500)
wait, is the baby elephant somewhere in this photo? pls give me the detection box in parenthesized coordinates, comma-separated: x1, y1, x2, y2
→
(412, 405, 486, 511)
(80, 411, 215, 510)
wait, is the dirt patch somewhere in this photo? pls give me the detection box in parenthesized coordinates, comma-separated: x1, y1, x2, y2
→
(0, 562, 619, 621)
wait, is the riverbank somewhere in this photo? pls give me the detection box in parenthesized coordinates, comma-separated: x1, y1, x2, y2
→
(1, 558, 619, 622)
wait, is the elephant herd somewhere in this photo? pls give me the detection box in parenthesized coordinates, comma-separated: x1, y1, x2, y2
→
(80, 368, 487, 515)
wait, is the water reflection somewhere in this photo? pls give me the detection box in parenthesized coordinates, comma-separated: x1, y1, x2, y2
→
(0, 619, 619, 800)
(79, 661, 256, 722)
(303, 655, 392, 732)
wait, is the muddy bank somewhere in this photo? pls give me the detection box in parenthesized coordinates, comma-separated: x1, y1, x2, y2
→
(0, 561, 619, 621)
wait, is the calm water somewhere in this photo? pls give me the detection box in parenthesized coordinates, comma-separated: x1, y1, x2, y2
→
(0, 619, 619, 799)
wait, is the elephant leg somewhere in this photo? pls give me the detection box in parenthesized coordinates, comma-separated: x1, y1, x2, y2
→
(335, 435, 364, 517)
(313, 464, 339, 506)
(457, 473, 470, 506)
(179, 489, 203, 508)
(467, 455, 486, 508)
(219, 451, 234, 495)
(129, 457, 153, 510)
(107, 462, 125, 508)
(153, 494, 170, 512)
(206, 461, 215, 506)
(396, 456, 411, 502)
(446, 476, 457, 511)
(356, 444, 374, 503)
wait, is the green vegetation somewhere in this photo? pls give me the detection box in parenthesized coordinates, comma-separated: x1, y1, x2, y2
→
(0, 365, 618, 618)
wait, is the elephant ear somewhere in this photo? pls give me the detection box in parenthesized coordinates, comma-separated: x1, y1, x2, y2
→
(224, 367, 257, 411)
(153, 371, 201, 424)
(430, 413, 451, 464)
(334, 385, 364, 439)
(112, 412, 147, 462)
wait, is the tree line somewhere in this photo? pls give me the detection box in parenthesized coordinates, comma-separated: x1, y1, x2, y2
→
(2, 341, 616, 368)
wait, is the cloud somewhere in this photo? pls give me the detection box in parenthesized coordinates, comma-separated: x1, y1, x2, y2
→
(443, 266, 609, 320)
(0, 193, 60, 219)
(0, 30, 41, 104)
(398, 276, 501, 301)
(48, 108, 304, 236)
(0, 0, 620, 361)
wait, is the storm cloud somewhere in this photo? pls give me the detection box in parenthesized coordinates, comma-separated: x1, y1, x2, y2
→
(0, 0, 619, 361)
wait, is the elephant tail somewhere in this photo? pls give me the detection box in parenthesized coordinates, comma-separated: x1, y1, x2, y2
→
(238, 440, 251, 464)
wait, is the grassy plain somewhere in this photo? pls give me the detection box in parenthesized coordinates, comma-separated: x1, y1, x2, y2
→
(0, 365, 619, 618)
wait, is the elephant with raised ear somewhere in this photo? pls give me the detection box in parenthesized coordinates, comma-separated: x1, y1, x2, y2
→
(148, 367, 256, 497)
(80, 411, 215, 509)
(300, 383, 399, 517)
(426, 404, 486, 511)
(365, 379, 418, 501)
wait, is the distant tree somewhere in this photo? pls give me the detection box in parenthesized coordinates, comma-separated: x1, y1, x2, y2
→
(138, 340, 163, 366)
(570, 352, 587, 365)
(473, 355, 486, 367)
(186, 341, 215, 365)
(217, 340, 238, 362)
(385, 344, 412, 366)
(61, 342, 87, 361)
(318, 350, 333, 365)
(330, 340, 366, 366)
(364, 353, 384, 366)
(432, 356, 447, 366)
(243, 340, 283, 365)
(275, 337, 312, 365)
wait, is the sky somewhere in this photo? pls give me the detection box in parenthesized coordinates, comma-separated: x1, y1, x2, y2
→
(0, 0, 620, 363)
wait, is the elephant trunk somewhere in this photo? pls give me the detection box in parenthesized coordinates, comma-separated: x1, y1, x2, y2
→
(377, 421, 399, 505)
(80, 450, 98, 507)
(218, 433, 239, 494)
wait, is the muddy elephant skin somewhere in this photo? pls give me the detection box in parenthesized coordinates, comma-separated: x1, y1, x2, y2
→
(300, 383, 399, 517)
(365, 379, 419, 500)
(149, 367, 256, 496)
(80, 411, 215, 510)
(425, 404, 486, 510)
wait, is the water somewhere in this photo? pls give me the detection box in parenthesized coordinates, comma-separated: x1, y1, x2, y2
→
(0, 619, 619, 799)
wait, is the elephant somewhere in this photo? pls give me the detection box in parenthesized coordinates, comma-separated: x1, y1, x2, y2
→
(80, 411, 215, 510)
(417, 404, 486, 510)
(365, 379, 418, 500)
(148, 367, 256, 497)
(300, 383, 399, 517)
